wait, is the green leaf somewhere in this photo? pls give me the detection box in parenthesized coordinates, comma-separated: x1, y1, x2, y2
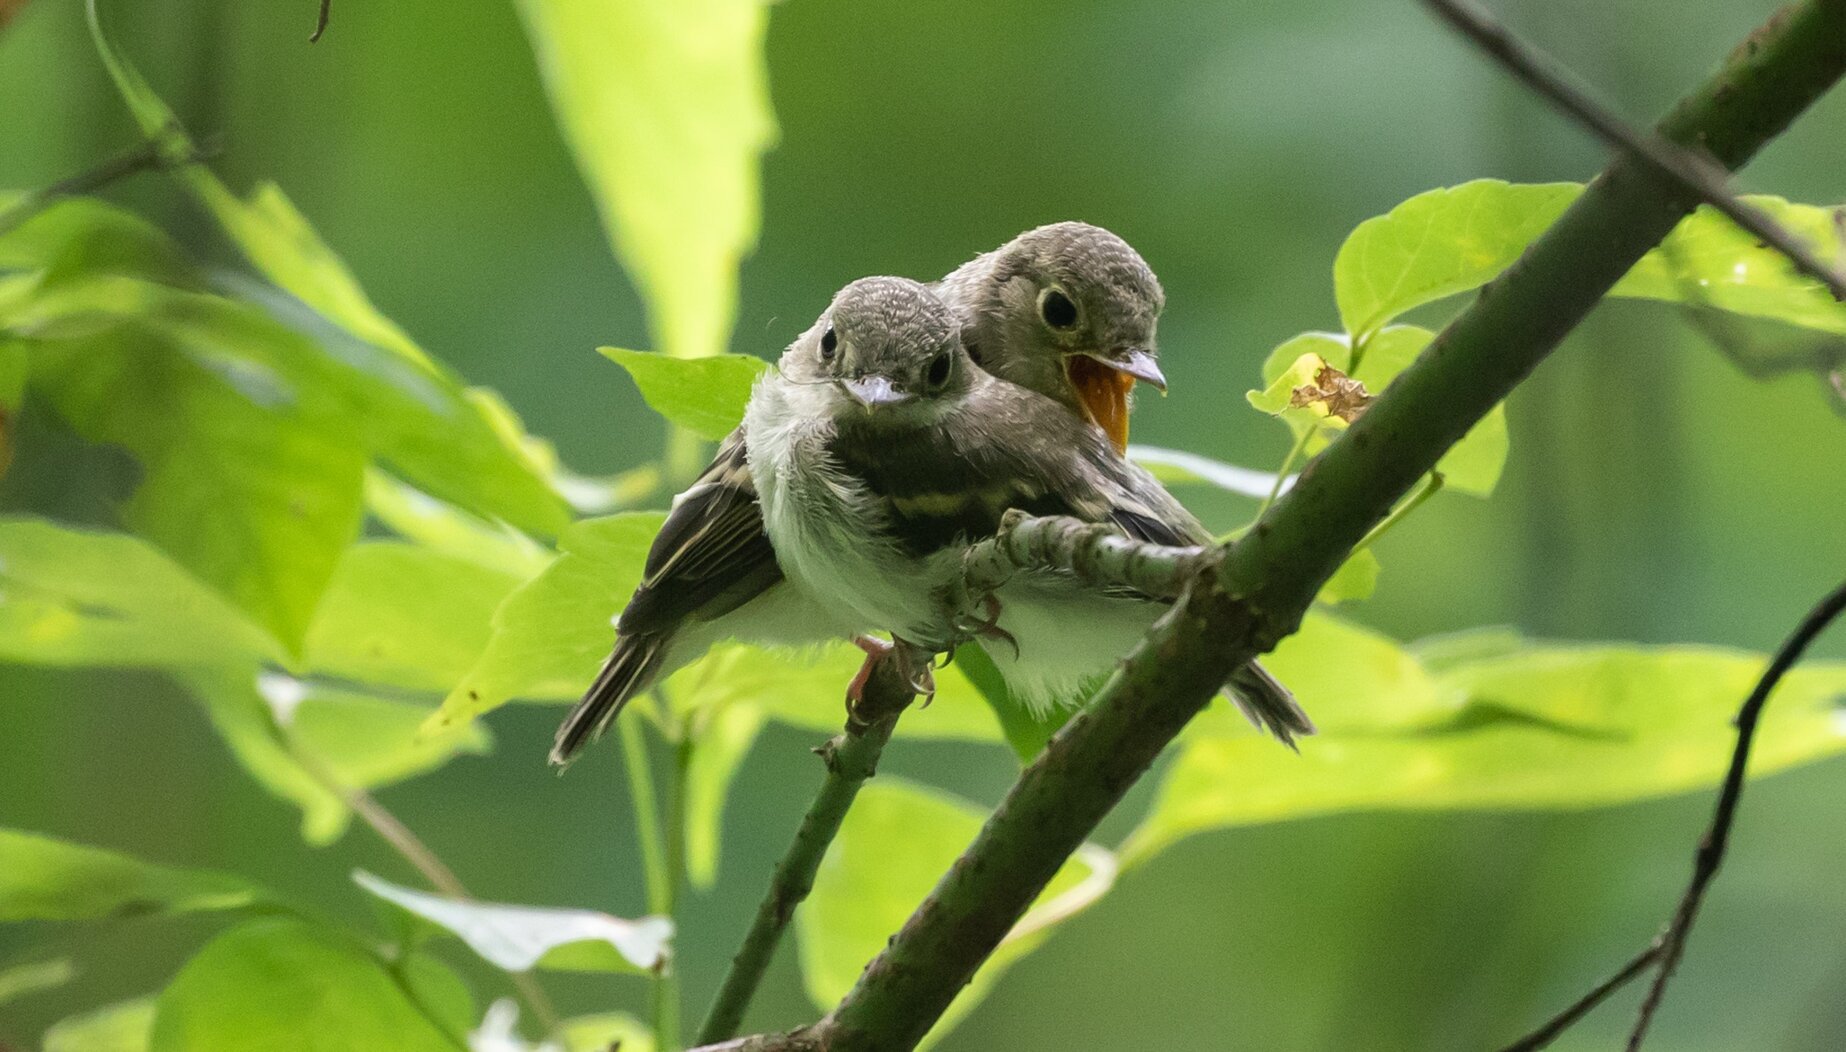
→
(553, 1012, 654, 1052)
(683, 700, 766, 889)
(302, 541, 526, 692)
(1315, 547, 1379, 604)
(0, 956, 75, 1007)
(353, 871, 672, 974)
(950, 642, 1062, 762)
(799, 779, 1113, 1047)
(1245, 347, 1340, 422)
(667, 642, 1007, 744)
(1258, 328, 1509, 497)
(82, 7, 569, 536)
(0, 338, 23, 476)
(43, 997, 156, 1052)
(185, 670, 490, 846)
(433, 512, 663, 730)
(0, 196, 194, 289)
(149, 918, 473, 1052)
(1616, 194, 1846, 334)
(599, 348, 769, 440)
(1125, 642, 1846, 864)
(515, 0, 776, 362)
(1334, 180, 1581, 337)
(0, 518, 279, 668)
(363, 471, 553, 580)
(25, 307, 366, 654)
(0, 828, 261, 922)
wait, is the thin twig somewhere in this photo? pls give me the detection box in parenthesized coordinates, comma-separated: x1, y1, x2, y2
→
(1624, 579, 1846, 1048)
(310, 0, 330, 42)
(0, 136, 195, 241)
(694, 645, 920, 1045)
(1423, 0, 1846, 303)
(292, 747, 562, 1034)
(1495, 944, 1663, 1052)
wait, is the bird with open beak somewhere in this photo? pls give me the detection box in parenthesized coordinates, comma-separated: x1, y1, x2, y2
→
(747, 276, 1312, 745)
(933, 221, 1166, 454)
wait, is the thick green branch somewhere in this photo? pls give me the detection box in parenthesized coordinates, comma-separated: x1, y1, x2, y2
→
(672, 6, 1846, 1051)
(693, 645, 921, 1044)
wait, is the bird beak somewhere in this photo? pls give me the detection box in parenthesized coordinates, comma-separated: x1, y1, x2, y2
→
(840, 374, 913, 409)
(1064, 347, 1164, 454)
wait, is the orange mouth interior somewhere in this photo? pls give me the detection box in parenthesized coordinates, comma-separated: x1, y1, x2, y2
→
(1066, 355, 1136, 453)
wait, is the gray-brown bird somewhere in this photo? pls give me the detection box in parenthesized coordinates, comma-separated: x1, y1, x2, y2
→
(747, 277, 1314, 744)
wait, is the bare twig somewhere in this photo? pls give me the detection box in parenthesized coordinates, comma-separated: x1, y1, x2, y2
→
(0, 136, 198, 241)
(1495, 945, 1663, 1052)
(293, 747, 562, 1034)
(1624, 578, 1846, 1048)
(310, 0, 330, 42)
(1423, 0, 1846, 303)
(695, 645, 921, 1045)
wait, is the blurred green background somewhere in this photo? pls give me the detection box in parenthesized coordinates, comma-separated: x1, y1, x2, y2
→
(4, 0, 1846, 1049)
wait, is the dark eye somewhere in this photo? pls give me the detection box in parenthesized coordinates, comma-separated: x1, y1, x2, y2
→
(819, 327, 838, 361)
(1039, 289, 1078, 329)
(926, 352, 952, 389)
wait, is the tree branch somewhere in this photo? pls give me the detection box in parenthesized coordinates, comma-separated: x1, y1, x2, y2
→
(310, 0, 330, 43)
(694, 2, 1846, 1047)
(1422, 0, 1846, 302)
(1496, 944, 1663, 1052)
(694, 648, 920, 1045)
(0, 135, 200, 241)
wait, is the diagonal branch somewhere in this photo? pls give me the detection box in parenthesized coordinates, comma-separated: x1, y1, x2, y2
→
(1423, 0, 1846, 302)
(694, 644, 921, 1045)
(693, 2, 1846, 1048)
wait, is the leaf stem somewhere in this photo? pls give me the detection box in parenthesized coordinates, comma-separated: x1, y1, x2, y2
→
(290, 745, 560, 1033)
(1353, 471, 1444, 552)
(620, 713, 681, 1051)
(1254, 424, 1315, 520)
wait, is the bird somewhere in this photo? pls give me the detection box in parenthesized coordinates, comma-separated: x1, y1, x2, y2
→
(552, 224, 1176, 765)
(746, 276, 1314, 745)
(932, 221, 1168, 454)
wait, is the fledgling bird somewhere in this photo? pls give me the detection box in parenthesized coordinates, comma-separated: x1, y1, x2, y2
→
(746, 276, 1314, 745)
(554, 224, 1176, 764)
(933, 221, 1168, 453)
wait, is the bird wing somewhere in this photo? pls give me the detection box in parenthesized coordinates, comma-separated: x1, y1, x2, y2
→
(621, 429, 784, 633)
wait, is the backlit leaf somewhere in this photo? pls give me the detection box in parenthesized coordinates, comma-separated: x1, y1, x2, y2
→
(599, 348, 768, 440)
(0, 828, 261, 922)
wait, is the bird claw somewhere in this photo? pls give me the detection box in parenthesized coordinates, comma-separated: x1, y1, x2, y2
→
(844, 636, 934, 720)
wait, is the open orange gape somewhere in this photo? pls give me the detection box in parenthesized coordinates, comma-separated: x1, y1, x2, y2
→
(1065, 354, 1140, 453)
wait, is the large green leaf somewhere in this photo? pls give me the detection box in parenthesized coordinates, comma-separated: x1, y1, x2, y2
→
(149, 918, 474, 1052)
(0, 519, 278, 668)
(0, 828, 261, 922)
(353, 871, 672, 975)
(1334, 181, 1580, 339)
(42, 997, 156, 1052)
(185, 670, 490, 846)
(1124, 643, 1846, 863)
(25, 309, 365, 654)
(81, 6, 570, 536)
(683, 699, 766, 889)
(799, 779, 1114, 1048)
(432, 512, 662, 730)
(362, 471, 553, 580)
(1335, 180, 1846, 340)
(599, 348, 769, 440)
(302, 541, 525, 693)
(515, 0, 776, 362)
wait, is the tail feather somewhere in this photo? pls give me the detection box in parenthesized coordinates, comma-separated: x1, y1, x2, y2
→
(550, 633, 669, 767)
(1224, 659, 1315, 750)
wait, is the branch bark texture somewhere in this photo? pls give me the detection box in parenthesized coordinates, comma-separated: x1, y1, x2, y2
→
(694, 645, 920, 1044)
(695, 4, 1846, 1049)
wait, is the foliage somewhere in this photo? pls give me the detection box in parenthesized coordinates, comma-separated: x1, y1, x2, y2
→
(3, 4, 1845, 1050)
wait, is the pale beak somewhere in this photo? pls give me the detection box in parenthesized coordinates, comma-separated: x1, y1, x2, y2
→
(1088, 347, 1166, 392)
(840, 375, 913, 409)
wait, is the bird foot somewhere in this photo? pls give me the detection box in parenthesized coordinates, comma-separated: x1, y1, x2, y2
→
(845, 636, 935, 723)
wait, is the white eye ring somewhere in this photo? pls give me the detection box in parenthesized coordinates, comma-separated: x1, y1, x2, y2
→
(1037, 286, 1080, 330)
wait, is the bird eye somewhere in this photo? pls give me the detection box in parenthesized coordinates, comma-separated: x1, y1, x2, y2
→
(819, 327, 838, 361)
(1039, 289, 1078, 330)
(926, 352, 952, 389)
